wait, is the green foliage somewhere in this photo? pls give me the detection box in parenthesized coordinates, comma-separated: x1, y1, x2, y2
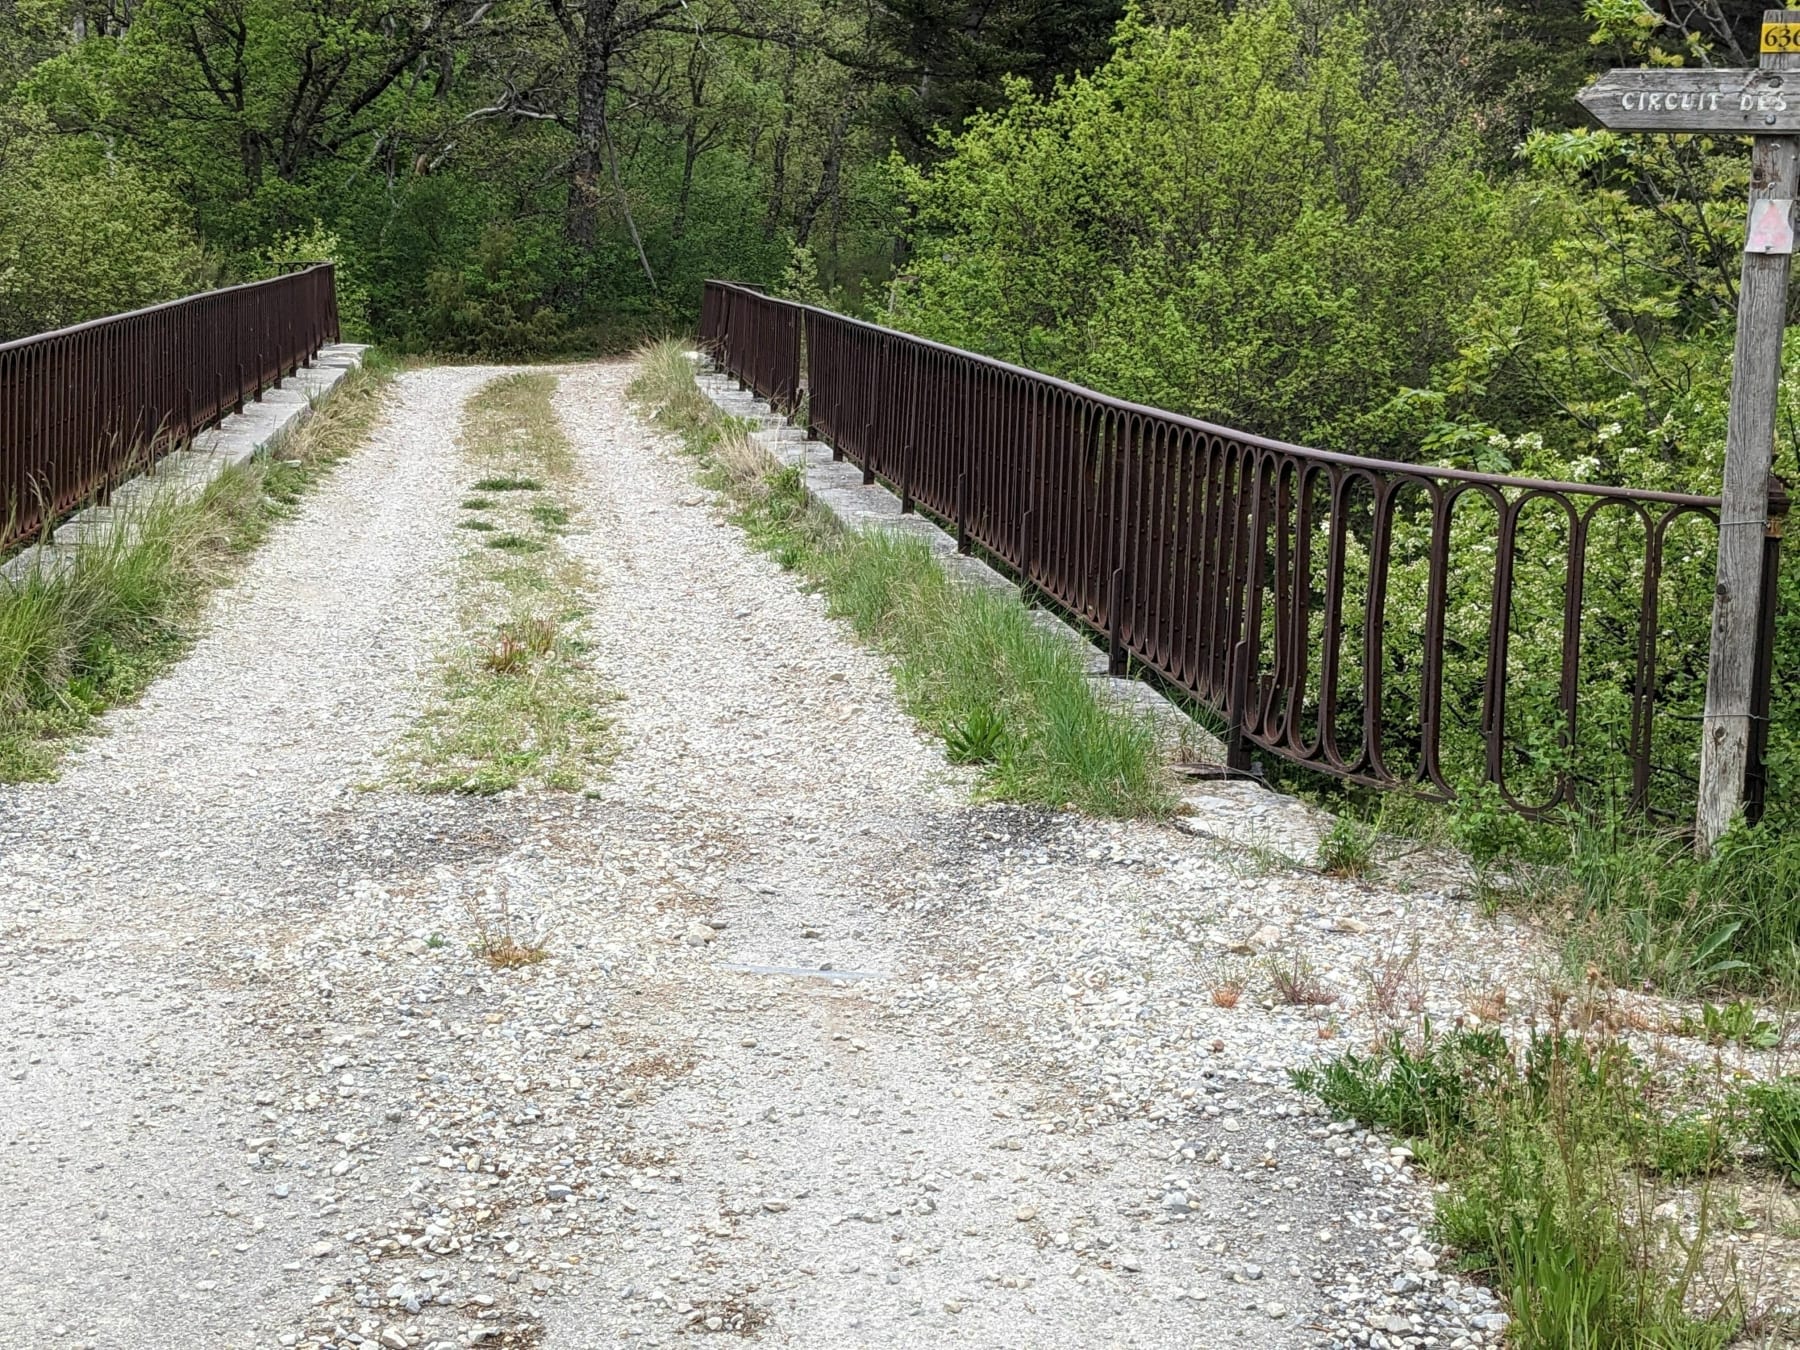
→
(1652, 1115, 1729, 1182)
(1693, 999, 1781, 1050)
(1744, 1078, 1800, 1183)
(1555, 819, 1800, 998)
(1290, 1026, 1510, 1139)
(1317, 813, 1378, 880)
(0, 105, 210, 340)
(944, 705, 1006, 764)
(1295, 1026, 1742, 1349)
(895, 3, 1506, 451)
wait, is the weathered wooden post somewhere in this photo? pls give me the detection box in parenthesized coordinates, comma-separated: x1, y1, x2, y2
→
(1578, 11, 1800, 848)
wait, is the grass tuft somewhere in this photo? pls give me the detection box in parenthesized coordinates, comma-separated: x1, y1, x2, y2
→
(1317, 812, 1378, 879)
(627, 339, 1173, 819)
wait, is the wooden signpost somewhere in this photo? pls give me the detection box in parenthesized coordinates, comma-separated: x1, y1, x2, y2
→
(1578, 11, 1798, 849)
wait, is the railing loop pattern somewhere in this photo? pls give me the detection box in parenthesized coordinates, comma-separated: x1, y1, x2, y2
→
(701, 279, 1761, 821)
(1, 264, 340, 554)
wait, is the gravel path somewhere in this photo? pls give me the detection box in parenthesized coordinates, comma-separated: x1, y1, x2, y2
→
(1, 361, 1529, 1350)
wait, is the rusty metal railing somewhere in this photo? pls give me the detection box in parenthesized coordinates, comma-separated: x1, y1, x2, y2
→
(1, 264, 340, 555)
(703, 279, 1765, 820)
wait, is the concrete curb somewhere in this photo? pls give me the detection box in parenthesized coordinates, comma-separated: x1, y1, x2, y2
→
(2, 342, 371, 586)
(690, 360, 1226, 762)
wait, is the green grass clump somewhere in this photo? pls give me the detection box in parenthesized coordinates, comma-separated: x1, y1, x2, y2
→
(483, 532, 545, 553)
(460, 496, 494, 510)
(1746, 1078, 1800, 1183)
(0, 360, 393, 779)
(458, 518, 497, 531)
(1294, 1027, 1742, 1350)
(399, 371, 611, 795)
(627, 340, 1172, 818)
(1317, 812, 1378, 879)
(528, 502, 570, 529)
(1545, 818, 1800, 1001)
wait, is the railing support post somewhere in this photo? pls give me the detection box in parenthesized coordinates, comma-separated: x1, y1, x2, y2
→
(1744, 474, 1787, 825)
(1107, 566, 1127, 677)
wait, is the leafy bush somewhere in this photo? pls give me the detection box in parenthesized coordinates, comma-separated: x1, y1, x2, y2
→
(0, 105, 210, 340)
(895, 2, 1505, 452)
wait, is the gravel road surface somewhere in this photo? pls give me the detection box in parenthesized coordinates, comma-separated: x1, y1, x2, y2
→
(0, 362, 1525, 1350)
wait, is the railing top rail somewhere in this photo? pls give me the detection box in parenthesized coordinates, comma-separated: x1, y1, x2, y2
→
(0, 263, 337, 356)
(704, 279, 1722, 510)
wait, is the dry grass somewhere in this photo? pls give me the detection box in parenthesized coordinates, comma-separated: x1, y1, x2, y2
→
(1268, 953, 1338, 1006)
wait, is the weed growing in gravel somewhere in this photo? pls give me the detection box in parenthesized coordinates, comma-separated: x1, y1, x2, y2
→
(0, 359, 395, 779)
(400, 373, 613, 794)
(1747, 1078, 1800, 1183)
(465, 884, 549, 969)
(1294, 1025, 1747, 1349)
(1267, 953, 1338, 1006)
(1317, 812, 1378, 879)
(483, 532, 545, 553)
(627, 340, 1173, 819)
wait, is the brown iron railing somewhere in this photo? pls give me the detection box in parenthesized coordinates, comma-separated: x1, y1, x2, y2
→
(702, 279, 1773, 820)
(0, 264, 340, 554)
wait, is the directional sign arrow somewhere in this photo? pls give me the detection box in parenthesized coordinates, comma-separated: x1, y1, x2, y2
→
(1576, 66, 1800, 134)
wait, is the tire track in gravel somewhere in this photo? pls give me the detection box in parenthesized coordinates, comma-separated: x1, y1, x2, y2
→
(0, 361, 1516, 1350)
(0, 367, 502, 1350)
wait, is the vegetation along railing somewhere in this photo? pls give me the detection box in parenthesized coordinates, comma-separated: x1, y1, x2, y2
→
(0, 264, 341, 555)
(701, 279, 1781, 823)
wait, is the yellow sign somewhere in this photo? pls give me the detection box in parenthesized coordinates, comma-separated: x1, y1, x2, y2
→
(1762, 22, 1800, 51)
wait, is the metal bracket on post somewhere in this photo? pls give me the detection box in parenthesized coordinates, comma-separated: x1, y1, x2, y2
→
(1745, 472, 1788, 825)
(1107, 567, 1127, 677)
(956, 472, 971, 555)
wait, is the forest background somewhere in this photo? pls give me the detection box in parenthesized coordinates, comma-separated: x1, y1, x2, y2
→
(10, 0, 1800, 817)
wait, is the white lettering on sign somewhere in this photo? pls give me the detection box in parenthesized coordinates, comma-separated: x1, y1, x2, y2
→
(1741, 91, 1791, 111)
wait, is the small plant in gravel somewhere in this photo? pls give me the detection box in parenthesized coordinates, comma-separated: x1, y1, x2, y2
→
(473, 473, 545, 492)
(460, 496, 494, 510)
(466, 885, 548, 970)
(1653, 1113, 1732, 1181)
(484, 532, 545, 553)
(1267, 952, 1337, 1006)
(944, 706, 1006, 764)
(1360, 939, 1424, 1021)
(1745, 1077, 1800, 1183)
(458, 517, 497, 531)
(1209, 963, 1247, 1008)
(1689, 999, 1781, 1050)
